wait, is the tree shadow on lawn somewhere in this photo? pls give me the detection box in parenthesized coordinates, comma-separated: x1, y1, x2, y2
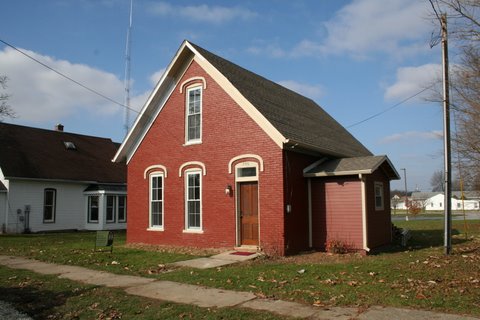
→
(380, 228, 468, 254)
(0, 285, 92, 319)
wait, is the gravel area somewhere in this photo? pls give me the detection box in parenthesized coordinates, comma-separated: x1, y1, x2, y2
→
(0, 301, 32, 320)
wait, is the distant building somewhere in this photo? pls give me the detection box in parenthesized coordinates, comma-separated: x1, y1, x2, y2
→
(0, 123, 126, 233)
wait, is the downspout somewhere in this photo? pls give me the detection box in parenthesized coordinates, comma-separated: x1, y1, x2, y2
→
(307, 178, 312, 248)
(359, 174, 370, 252)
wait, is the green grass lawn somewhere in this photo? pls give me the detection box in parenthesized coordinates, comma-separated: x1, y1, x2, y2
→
(0, 266, 290, 320)
(1, 220, 479, 317)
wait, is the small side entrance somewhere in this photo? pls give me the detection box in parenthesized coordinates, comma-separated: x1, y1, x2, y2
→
(239, 181, 259, 246)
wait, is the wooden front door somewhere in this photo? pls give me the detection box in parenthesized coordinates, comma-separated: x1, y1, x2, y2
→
(239, 182, 259, 246)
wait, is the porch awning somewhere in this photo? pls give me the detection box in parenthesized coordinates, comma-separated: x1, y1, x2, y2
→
(84, 184, 126, 193)
(303, 155, 400, 180)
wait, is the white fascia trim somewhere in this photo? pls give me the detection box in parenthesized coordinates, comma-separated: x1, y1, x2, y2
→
(113, 41, 193, 164)
(303, 158, 327, 175)
(186, 42, 285, 149)
(304, 169, 373, 178)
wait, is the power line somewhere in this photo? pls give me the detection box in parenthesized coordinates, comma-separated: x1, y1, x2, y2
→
(346, 84, 435, 129)
(0, 38, 139, 114)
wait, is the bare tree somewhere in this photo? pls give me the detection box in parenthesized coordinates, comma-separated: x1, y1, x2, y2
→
(0, 75, 15, 121)
(431, 170, 445, 192)
(429, 0, 480, 189)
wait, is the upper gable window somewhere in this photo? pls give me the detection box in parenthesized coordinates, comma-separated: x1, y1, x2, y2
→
(186, 86, 202, 144)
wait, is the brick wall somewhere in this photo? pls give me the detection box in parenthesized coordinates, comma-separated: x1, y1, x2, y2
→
(127, 60, 286, 254)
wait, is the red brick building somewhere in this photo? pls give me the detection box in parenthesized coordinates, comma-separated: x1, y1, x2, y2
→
(114, 41, 399, 255)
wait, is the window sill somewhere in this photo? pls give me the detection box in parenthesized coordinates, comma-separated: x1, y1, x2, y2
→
(147, 227, 164, 232)
(182, 229, 203, 234)
(183, 140, 202, 147)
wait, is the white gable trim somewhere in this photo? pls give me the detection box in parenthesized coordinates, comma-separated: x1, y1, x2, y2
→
(113, 41, 286, 164)
(188, 44, 285, 149)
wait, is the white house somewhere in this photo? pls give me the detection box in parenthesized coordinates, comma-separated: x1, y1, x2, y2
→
(0, 123, 127, 233)
(394, 191, 480, 212)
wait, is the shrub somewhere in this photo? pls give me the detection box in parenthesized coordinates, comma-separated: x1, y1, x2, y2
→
(325, 239, 352, 254)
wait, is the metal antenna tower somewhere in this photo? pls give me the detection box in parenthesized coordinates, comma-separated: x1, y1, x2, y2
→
(123, 0, 133, 136)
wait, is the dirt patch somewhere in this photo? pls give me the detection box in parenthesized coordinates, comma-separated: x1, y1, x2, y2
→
(123, 243, 228, 256)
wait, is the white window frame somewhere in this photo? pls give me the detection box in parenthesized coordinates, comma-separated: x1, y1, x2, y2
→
(184, 170, 202, 232)
(235, 162, 259, 182)
(374, 182, 384, 211)
(149, 173, 164, 230)
(117, 195, 127, 223)
(88, 195, 99, 223)
(106, 195, 116, 223)
(185, 86, 202, 145)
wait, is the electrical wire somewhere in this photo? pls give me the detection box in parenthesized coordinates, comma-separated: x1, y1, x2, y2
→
(0, 38, 139, 114)
(346, 84, 436, 129)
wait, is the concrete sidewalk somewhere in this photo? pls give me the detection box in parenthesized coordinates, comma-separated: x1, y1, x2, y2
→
(0, 255, 478, 320)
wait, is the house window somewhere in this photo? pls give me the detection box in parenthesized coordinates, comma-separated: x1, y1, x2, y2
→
(106, 195, 116, 223)
(374, 182, 384, 211)
(150, 173, 164, 229)
(118, 196, 127, 222)
(457, 203, 461, 209)
(43, 188, 56, 223)
(440, 202, 442, 207)
(186, 86, 202, 144)
(185, 171, 202, 230)
(88, 195, 99, 223)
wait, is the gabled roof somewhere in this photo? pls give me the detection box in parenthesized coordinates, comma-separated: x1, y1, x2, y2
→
(114, 41, 372, 163)
(0, 123, 126, 184)
(303, 155, 400, 180)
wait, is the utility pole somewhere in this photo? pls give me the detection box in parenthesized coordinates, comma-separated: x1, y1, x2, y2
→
(441, 13, 452, 255)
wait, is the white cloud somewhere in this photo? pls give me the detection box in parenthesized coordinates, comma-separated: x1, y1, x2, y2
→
(379, 130, 443, 144)
(318, 0, 430, 58)
(384, 64, 441, 101)
(277, 80, 325, 100)
(149, 2, 257, 24)
(252, 0, 432, 60)
(149, 68, 166, 87)
(0, 47, 130, 122)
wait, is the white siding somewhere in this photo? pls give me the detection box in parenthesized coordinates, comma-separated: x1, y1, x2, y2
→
(6, 180, 87, 233)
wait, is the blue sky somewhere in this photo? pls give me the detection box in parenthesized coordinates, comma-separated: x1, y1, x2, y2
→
(0, 0, 449, 191)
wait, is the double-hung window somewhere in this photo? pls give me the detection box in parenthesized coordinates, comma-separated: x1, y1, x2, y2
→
(186, 86, 202, 144)
(150, 173, 164, 229)
(106, 195, 116, 223)
(43, 188, 56, 223)
(88, 195, 99, 223)
(118, 196, 127, 222)
(185, 171, 201, 230)
(374, 182, 384, 211)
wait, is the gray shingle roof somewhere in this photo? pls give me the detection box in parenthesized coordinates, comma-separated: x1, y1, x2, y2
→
(190, 43, 372, 158)
(0, 123, 126, 183)
(304, 155, 399, 179)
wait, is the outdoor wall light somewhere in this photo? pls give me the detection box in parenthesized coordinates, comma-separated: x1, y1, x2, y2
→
(225, 184, 233, 196)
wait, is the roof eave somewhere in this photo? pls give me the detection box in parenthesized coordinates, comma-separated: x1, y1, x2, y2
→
(304, 169, 373, 178)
